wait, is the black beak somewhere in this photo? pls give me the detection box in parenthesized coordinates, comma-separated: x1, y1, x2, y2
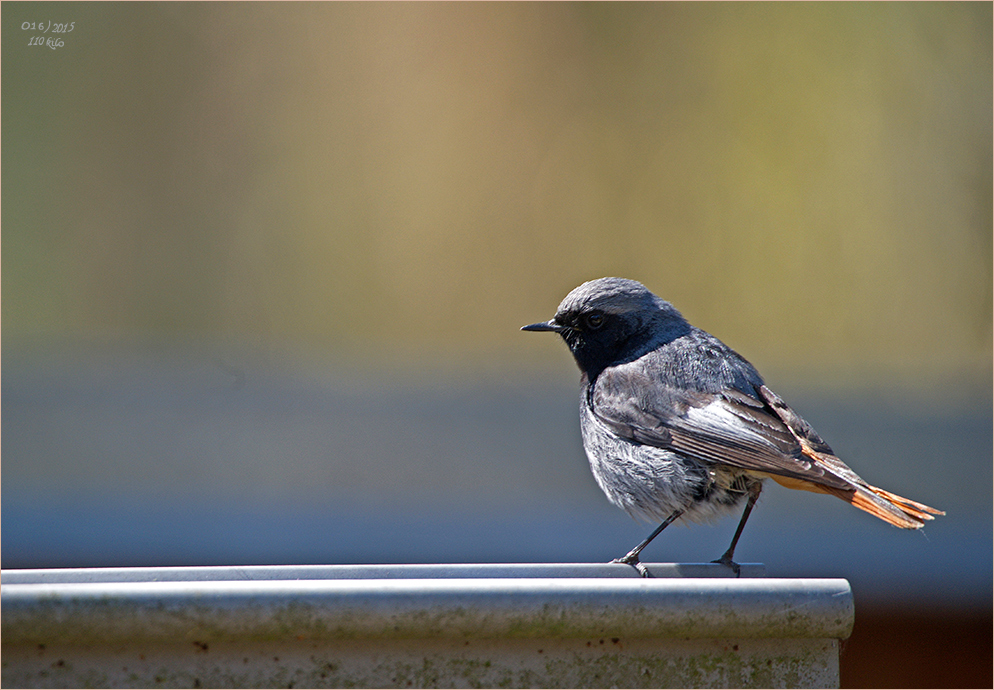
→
(521, 319, 562, 333)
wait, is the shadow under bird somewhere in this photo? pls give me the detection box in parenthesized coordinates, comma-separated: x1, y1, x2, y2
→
(522, 277, 944, 577)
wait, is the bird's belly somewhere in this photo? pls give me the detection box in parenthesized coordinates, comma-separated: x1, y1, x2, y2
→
(580, 405, 755, 525)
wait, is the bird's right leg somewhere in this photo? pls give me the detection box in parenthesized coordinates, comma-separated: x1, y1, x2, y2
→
(711, 481, 763, 576)
(612, 509, 685, 578)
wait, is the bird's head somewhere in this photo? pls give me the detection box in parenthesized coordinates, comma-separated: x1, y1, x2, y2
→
(522, 277, 690, 378)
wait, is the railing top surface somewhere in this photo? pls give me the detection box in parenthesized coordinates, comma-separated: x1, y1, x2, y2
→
(2, 562, 764, 583)
(2, 563, 853, 644)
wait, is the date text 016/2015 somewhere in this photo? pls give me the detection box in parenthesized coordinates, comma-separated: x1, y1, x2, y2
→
(22, 21, 73, 50)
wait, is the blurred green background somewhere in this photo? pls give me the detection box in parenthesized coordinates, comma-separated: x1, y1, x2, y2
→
(4, 2, 990, 380)
(3, 3, 991, 687)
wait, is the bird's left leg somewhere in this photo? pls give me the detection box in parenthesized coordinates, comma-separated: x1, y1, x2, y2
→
(712, 481, 763, 576)
(612, 509, 684, 578)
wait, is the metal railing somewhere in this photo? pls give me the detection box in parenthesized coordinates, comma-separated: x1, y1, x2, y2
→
(2, 563, 852, 688)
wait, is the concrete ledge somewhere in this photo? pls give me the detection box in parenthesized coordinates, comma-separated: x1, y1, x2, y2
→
(1, 564, 852, 688)
(3, 575, 851, 644)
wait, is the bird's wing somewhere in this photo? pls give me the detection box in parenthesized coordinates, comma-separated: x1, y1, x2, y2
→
(589, 363, 944, 527)
(588, 362, 854, 491)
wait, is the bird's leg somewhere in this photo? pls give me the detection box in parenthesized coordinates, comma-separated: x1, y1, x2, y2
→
(612, 509, 684, 578)
(712, 482, 763, 576)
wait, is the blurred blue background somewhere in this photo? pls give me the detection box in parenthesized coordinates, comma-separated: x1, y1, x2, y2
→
(3, 3, 991, 686)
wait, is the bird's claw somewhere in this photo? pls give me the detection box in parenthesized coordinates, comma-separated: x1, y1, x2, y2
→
(612, 554, 652, 578)
(711, 554, 741, 577)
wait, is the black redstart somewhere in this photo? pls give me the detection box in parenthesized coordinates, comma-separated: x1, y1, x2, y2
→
(522, 277, 943, 577)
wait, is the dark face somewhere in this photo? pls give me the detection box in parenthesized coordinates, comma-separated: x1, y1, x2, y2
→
(523, 307, 640, 379)
(523, 278, 692, 381)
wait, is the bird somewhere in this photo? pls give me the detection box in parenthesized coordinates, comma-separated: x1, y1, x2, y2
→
(522, 277, 944, 577)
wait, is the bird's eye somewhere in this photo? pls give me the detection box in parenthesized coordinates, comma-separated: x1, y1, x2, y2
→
(584, 312, 605, 330)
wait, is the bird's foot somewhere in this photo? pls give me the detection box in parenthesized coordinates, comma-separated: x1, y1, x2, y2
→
(611, 552, 652, 578)
(711, 553, 741, 577)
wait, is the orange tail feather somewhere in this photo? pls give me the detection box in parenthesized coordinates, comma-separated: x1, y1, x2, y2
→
(829, 484, 944, 529)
